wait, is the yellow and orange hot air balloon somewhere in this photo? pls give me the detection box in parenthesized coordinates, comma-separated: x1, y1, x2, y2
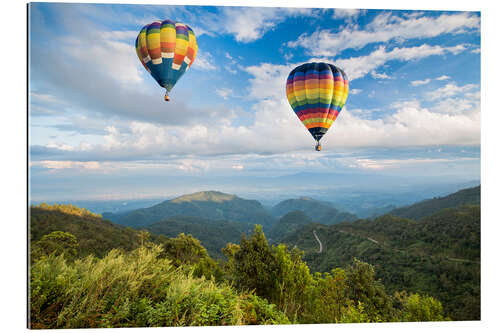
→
(135, 20, 198, 101)
(286, 62, 349, 150)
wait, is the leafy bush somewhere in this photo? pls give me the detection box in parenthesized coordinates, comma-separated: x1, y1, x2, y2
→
(29, 244, 289, 329)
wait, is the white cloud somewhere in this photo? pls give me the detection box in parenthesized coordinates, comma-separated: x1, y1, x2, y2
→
(38, 85, 479, 162)
(334, 44, 468, 81)
(193, 51, 217, 71)
(333, 8, 364, 20)
(46, 142, 74, 151)
(219, 7, 316, 43)
(411, 79, 431, 86)
(63, 35, 143, 85)
(371, 71, 391, 79)
(244, 63, 292, 100)
(30, 92, 61, 104)
(352, 157, 475, 170)
(36, 160, 101, 170)
(100, 30, 138, 41)
(426, 83, 478, 101)
(350, 89, 363, 95)
(436, 75, 451, 81)
(216, 88, 233, 100)
(288, 12, 479, 56)
(321, 102, 480, 148)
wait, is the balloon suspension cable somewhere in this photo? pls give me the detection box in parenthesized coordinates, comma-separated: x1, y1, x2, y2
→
(164, 90, 170, 102)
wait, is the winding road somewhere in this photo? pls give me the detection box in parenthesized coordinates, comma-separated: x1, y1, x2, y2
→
(336, 229, 479, 264)
(313, 230, 323, 253)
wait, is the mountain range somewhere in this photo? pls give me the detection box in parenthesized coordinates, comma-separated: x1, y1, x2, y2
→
(388, 185, 480, 220)
(103, 191, 275, 230)
(270, 197, 357, 224)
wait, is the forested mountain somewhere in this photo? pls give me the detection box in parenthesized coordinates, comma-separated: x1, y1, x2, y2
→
(271, 197, 357, 224)
(268, 210, 314, 241)
(146, 216, 253, 259)
(388, 185, 480, 220)
(104, 191, 275, 229)
(280, 205, 480, 320)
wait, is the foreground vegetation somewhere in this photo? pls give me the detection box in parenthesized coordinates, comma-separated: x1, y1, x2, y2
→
(29, 204, 449, 328)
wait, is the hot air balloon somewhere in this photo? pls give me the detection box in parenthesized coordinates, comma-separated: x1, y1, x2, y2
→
(135, 20, 198, 101)
(286, 62, 349, 151)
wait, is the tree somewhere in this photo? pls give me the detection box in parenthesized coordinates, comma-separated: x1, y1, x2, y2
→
(162, 233, 221, 280)
(345, 258, 395, 321)
(163, 233, 209, 266)
(233, 225, 278, 300)
(31, 231, 78, 262)
(398, 293, 446, 322)
(303, 268, 350, 323)
(272, 244, 312, 319)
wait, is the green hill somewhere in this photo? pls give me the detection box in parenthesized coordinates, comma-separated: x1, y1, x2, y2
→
(268, 210, 314, 241)
(280, 205, 480, 320)
(389, 186, 480, 220)
(146, 216, 253, 260)
(106, 191, 276, 229)
(271, 197, 357, 224)
(30, 204, 165, 259)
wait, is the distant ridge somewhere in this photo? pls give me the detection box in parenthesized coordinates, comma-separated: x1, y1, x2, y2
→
(389, 185, 480, 220)
(171, 191, 237, 203)
(271, 197, 357, 224)
(105, 190, 276, 229)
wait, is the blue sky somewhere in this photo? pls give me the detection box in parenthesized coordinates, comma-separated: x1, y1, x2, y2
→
(28, 2, 481, 201)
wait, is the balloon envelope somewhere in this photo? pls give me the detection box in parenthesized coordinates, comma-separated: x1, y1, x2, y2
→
(135, 20, 197, 95)
(286, 62, 349, 143)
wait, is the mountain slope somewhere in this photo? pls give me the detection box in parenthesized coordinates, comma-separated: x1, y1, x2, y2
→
(389, 185, 480, 220)
(271, 197, 357, 224)
(268, 210, 314, 241)
(30, 205, 165, 258)
(280, 205, 480, 321)
(146, 216, 253, 259)
(106, 191, 276, 229)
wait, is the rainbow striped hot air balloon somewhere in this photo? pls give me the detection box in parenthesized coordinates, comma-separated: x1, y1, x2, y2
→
(135, 20, 198, 101)
(286, 63, 349, 151)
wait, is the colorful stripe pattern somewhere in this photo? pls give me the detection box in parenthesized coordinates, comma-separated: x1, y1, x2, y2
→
(135, 20, 197, 92)
(286, 63, 349, 142)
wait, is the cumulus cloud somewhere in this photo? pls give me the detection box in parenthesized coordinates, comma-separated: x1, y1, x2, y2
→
(217, 7, 316, 42)
(426, 83, 478, 101)
(287, 11, 479, 56)
(193, 51, 217, 71)
(371, 71, 391, 79)
(334, 44, 468, 81)
(333, 8, 364, 20)
(436, 75, 451, 81)
(411, 79, 431, 86)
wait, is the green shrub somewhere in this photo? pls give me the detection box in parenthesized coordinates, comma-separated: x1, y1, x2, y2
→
(29, 244, 289, 328)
